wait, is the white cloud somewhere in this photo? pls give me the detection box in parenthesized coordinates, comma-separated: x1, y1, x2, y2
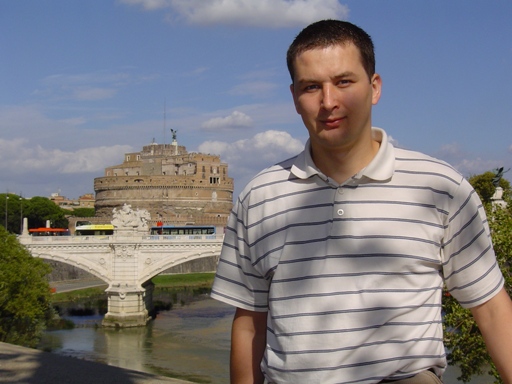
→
(229, 81, 278, 98)
(434, 143, 464, 159)
(120, 0, 172, 10)
(0, 138, 132, 175)
(121, 0, 349, 28)
(185, 67, 209, 76)
(198, 130, 303, 195)
(59, 116, 87, 126)
(72, 87, 118, 101)
(201, 110, 254, 130)
(35, 70, 153, 102)
(452, 157, 503, 178)
(432, 142, 508, 178)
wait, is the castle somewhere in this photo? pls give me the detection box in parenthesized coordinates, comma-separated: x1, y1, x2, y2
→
(93, 134, 233, 229)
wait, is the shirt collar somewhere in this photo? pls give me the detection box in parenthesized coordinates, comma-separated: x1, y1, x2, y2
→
(290, 127, 395, 182)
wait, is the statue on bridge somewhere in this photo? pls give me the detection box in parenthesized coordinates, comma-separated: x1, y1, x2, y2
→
(491, 167, 510, 188)
(491, 167, 510, 208)
(112, 204, 151, 233)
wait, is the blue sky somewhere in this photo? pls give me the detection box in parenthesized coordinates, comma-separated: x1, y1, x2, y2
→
(1, 0, 511, 200)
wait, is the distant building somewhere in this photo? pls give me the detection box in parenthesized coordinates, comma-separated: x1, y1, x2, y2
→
(50, 192, 95, 210)
(78, 193, 95, 208)
(93, 136, 234, 228)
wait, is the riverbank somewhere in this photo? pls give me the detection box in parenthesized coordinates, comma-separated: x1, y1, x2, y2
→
(50, 273, 216, 302)
(0, 341, 194, 384)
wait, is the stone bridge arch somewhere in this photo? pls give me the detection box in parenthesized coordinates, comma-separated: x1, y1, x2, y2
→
(29, 248, 112, 286)
(138, 247, 221, 283)
(18, 205, 224, 328)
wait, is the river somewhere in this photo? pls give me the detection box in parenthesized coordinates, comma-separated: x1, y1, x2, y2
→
(38, 288, 493, 384)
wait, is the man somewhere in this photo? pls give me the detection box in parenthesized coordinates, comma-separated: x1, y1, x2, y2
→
(211, 20, 512, 383)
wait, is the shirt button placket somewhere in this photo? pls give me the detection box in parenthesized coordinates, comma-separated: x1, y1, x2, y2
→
(335, 187, 345, 217)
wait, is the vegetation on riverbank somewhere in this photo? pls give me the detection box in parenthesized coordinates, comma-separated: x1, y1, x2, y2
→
(51, 286, 107, 303)
(51, 273, 215, 303)
(152, 272, 215, 288)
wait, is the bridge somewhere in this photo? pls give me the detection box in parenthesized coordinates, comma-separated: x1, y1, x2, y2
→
(18, 205, 223, 328)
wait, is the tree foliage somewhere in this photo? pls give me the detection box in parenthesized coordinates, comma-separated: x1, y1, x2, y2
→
(68, 207, 95, 217)
(443, 174, 512, 383)
(0, 227, 53, 347)
(24, 196, 69, 229)
(1, 193, 69, 234)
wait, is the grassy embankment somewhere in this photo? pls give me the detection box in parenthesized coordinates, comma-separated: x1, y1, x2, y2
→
(51, 273, 215, 303)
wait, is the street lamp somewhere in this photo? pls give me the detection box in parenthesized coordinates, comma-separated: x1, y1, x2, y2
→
(5, 195, 8, 230)
(19, 195, 23, 234)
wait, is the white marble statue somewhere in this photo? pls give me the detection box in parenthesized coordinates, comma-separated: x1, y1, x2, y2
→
(112, 204, 150, 231)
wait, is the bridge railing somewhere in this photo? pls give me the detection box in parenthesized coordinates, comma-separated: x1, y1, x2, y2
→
(20, 234, 225, 244)
(142, 234, 223, 241)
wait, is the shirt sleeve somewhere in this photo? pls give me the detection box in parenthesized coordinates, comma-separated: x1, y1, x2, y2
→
(441, 177, 504, 308)
(211, 195, 270, 312)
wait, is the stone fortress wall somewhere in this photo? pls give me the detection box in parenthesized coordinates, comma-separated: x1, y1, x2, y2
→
(93, 137, 234, 228)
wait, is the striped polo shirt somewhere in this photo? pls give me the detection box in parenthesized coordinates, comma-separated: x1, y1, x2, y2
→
(211, 128, 503, 384)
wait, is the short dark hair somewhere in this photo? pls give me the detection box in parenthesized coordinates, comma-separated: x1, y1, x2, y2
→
(286, 20, 375, 83)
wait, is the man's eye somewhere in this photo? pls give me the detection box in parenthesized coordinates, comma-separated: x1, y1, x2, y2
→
(304, 85, 319, 91)
(338, 79, 351, 86)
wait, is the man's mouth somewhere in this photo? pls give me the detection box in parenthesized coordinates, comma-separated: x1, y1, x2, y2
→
(322, 117, 345, 129)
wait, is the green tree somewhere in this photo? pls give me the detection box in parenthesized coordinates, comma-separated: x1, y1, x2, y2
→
(443, 175, 512, 383)
(69, 207, 95, 217)
(24, 196, 69, 229)
(0, 227, 53, 347)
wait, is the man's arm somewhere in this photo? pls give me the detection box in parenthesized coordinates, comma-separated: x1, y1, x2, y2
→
(230, 307, 268, 384)
(470, 287, 512, 384)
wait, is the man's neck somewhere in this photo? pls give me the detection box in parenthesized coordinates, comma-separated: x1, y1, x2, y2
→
(311, 139, 380, 184)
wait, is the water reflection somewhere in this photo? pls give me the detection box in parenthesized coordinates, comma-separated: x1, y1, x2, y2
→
(41, 288, 234, 383)
(40, 288, 493, 384)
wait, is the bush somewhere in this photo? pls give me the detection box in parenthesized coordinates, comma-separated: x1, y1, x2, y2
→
(0, 227, 53, 347)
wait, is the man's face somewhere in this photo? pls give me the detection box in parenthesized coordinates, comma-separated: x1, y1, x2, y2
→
(290, 43, 381, 154)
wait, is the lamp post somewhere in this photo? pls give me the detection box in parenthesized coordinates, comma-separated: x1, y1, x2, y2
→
(5, 194, 8, 230)
(19, 195, 23, 234)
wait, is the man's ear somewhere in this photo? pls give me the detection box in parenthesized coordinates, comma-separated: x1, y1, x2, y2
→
(371, 74, 382, 105)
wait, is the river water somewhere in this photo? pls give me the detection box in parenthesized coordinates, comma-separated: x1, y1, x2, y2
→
(38, 288, 493, 384)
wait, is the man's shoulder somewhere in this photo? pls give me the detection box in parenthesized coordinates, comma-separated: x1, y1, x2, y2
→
(393, 147, 463, 180)
(238, 154, 301, 200)
(390, 147, 469, 195)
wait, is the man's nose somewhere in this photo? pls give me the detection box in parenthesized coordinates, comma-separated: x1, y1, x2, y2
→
(321, 84, 339, 110)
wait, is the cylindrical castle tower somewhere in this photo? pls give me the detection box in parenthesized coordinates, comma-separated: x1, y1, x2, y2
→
(94, 138, 233, 228)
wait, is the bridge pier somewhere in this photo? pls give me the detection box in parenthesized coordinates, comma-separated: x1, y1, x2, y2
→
(103, 281, 154, 328)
